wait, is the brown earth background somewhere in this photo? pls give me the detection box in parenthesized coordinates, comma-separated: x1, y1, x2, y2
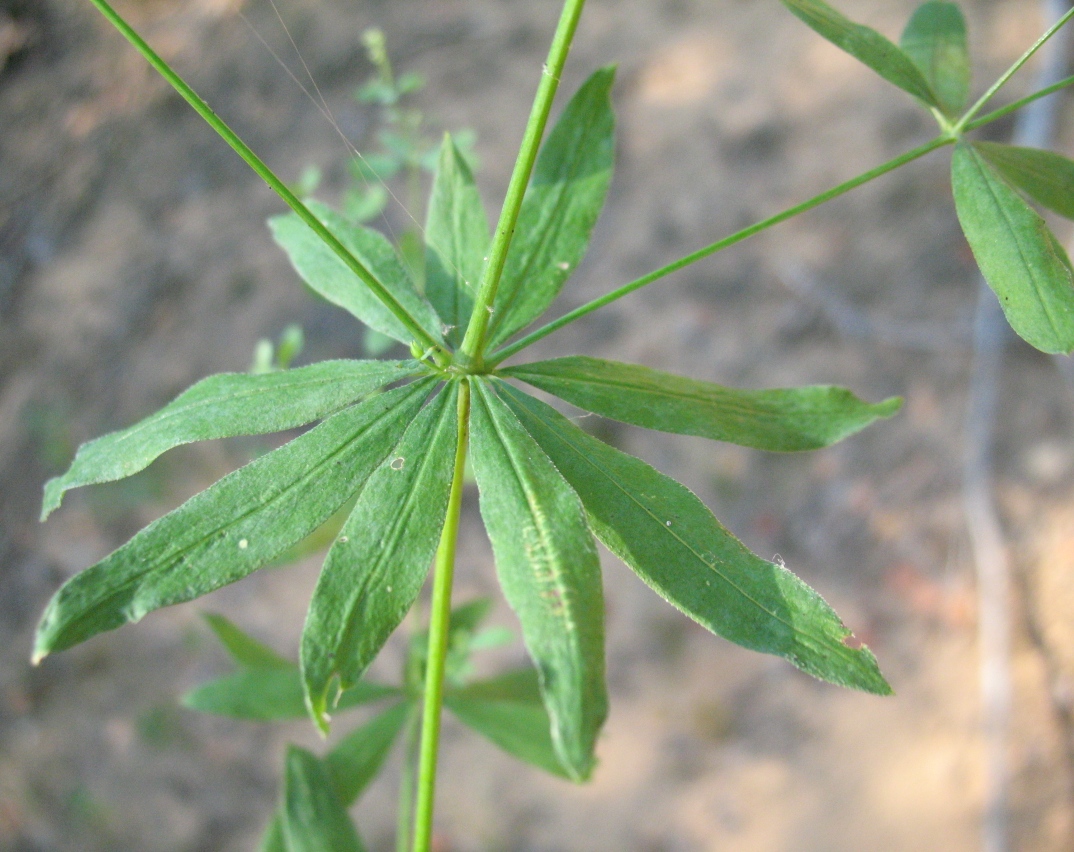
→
(2, 0, 1074, 849)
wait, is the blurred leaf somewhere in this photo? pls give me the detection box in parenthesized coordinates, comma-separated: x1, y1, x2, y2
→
(975, 141, 1074, 220)
(343, 185, 389, 224)
(34, 380, 435, 661)
(182, 667, 398, 721)
(952, 143, 1074, 353)
(469, 379, 607, 781)
(302, 384, 459, 731)
(452, 667, 543, 703)
(899, 1, 970, 116)
(260, 704, 408, 851)
(397, 72, 425, 95)
(780, 0, 938, 107)
(42, 360, 421, 519)
(293, 165, 322, 198)
(326, 701, 411, 803)
(283, 747, 365, 852)
(503, 356, 901, 451)
(203, 613, 291, 669)
(259, 812, 286, 852)
(487, 68, 616, 348)
(424, 134, 489, 346)
(269, 201, 444, 347)
(408, 597, 500, 687)
(276, 325, 305, 370)
(349, 153, 401, 183)
(498, 382, 892, 695)
(446, 669, 568, 778)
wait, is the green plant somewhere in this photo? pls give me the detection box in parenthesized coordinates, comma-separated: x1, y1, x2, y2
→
(34, 1, 1074, 850)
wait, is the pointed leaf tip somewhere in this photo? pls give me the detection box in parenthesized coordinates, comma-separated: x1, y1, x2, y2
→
(33, 379, 435, 660)
(504, 357, 902, 452)
(39, 360, 420, 521)
(780, 0, 939, 108)
(488, 67, 617, 348)
(469, 379, 608, 779)
(496, 382, 892, 696)
(300, 385, 459, 729)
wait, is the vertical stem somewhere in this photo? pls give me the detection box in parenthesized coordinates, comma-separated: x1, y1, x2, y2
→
(411, 380, 471, 852)
(395, 704, 422, 852)
(458, 0, 589, 366)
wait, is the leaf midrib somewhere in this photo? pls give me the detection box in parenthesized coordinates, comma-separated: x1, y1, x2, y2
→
(477, 384, 585, 681)
(969, 148, 1067, 342)
(508, 386, 851, 656)
(84, 391, 421, 613)
(332, 391, 454, 683)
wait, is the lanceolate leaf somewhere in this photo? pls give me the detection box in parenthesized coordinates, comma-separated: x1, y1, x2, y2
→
(270, 201, 445, 348)
(503, 356, 901, 452)
(951, 142, 1074, 354)
(203, 612, 292, 669)
(282, 747, 365, 852)
(326, 701, 411, 803)
(445, 669, 568, 778)
(41, 360, 422, 520)
(182, 667, 398, 721)
(899, 1, 970, 116)
(498, 382, 891, 695)
(975, 141, 1074, 221)
(33, 379, 436, 662)
(487, 68, 617, 349)
(780, 0, 938, 107)
(469, 379, 607, 781)
(302, 384, 460, 731)
(425, 135, 489, 346)
(260, 703, 409, 851)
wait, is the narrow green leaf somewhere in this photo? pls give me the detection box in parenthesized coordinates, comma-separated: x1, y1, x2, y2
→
(900, 1, 970, 116)
(424, 135, 489, 346)
(202, 613, 292, 669)
(33, 380, 436, 662)
(181, 668, 398, 721)
(269, 201, 444, 348)
(41, 360, 421, 520)
(446, 670, 568, 779)
(952, 143, 1074, 354)
(260, 703, 408, 851)
(302, 384, 460, 731)
(258, 813, 286, 852)
(487, 67, 617, 349)
(325, 701, 411, 803)
(282, 746, 365, 852)
(443, 597, 493, 636)
(975, 141, 1074, 220)
(459, 667, 544, 703)
(503, 356, 901, 452)
(469, 378, 607, 781)
(498, 382, 892, 695)
(780, 0, 938, 107)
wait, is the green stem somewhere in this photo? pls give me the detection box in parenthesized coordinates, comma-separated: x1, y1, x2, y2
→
(396, 704, 422, 852)
(954, 4, 1074, 131)
(86, 0, 447, 364)
(458, 0, 589, 366)
(964, 74, 1074, 133)
(489, 133, 952, 364)
(411, 380, 471, 852)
